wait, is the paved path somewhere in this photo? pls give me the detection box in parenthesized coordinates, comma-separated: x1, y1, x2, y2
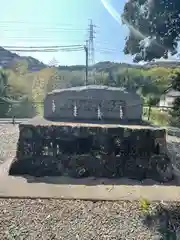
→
(0, 118, 29, 124)
(0, 175, 179, 201)
(1, 158, 180, 202)
(0, 133, 179, 202)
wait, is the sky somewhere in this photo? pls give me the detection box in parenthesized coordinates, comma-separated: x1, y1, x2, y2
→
(0, 0, 132, 66)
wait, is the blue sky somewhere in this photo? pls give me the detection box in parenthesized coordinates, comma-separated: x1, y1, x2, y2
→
(0, 0, 131, 65)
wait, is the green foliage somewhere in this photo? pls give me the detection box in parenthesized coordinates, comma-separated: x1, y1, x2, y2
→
(10, 60, 29, 75)
(145, 95, 159, 106)
(0, 58, 175, 120)
(106, 67, 171, 103)
(143, 107, 170, 126)
(171, 72, 180, 91)
(0, 63, 45, 117)
(122, 0, 180, 62)
(151, 109, 170, 126)
(0, 98, 10, 117)
(170, 97, 180, 127)
(139, 198, 150, 214)
(0, 71, 11, 117)
(169, 71, 180, 126)
(6, 97, 37, 118)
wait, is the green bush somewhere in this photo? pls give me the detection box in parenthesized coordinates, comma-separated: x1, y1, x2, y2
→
(143, 107, 170, 126)
(6, 97, 37, 118)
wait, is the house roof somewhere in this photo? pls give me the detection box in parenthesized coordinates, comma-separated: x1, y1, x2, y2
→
(163, 85, 172, 94)
(166, 90, 180, 97)
(162, 85, 180, 97)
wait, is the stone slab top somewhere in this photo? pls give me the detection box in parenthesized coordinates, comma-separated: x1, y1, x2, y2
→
(0, 176, 180, 201)
(20, 117, 165, 130)
(46, 85, 141, 101)
(48, 85, 129, 95)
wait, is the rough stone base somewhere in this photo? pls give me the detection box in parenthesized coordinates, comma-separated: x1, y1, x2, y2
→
(9, 117, 173, 183)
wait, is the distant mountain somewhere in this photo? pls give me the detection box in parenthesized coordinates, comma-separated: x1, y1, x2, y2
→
(93, 60, 180, 70)
(144, 61, 180, 68)
(0, 47, 46, 71)
(93, 61, 143, 71)
(58, 65, 86, 71)
(57, 62, 142, 72)
(0, 46, 180, 73)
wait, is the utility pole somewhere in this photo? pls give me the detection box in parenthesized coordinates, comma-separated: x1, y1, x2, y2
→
(84, 40, 88, 86)
(88, 19, 95, 66)
(88, 19, 96, 84)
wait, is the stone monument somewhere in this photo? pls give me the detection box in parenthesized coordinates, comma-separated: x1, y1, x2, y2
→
(44, 85, 143, 123)
(9, 85, 173, 183)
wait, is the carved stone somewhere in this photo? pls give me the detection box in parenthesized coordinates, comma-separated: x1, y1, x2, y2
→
(44, 85, 143, 122)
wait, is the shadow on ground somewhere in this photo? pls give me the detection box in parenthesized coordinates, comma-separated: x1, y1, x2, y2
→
(142, 202, 180, 239)
(9, 174, 179, 187)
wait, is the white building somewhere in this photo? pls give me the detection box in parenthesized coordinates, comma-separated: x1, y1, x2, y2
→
(159, 88, 180, 108)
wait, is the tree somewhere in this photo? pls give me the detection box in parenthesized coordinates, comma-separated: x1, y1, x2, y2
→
(122, 0, 180, 62)
(0, 71, 10, 117)
(169, 72, 180, 126)
(10, 60, 29, 75)
(6, 96, 37, 118)
(0, 67, 37, 118)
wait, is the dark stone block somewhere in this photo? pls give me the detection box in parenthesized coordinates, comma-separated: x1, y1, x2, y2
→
(9, 117, 173, 183)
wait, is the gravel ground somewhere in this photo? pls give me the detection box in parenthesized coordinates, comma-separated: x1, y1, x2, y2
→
(0, 124, 19, 164)
(1, 199, 179, 240)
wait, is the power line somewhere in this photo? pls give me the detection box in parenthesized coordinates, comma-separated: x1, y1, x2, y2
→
(0, 44, 119, 55)
(0, 39, 85, 45)
(1, 44, 85, 53)
(0, 19, 121, 66)
(0, 31, 104, 44)
(1, 35, 86, 44)
(4, 42, 89, 85)
(0, 20, 100, 28)
(1, 43, 119, 53)
(0, 21, 100, 35)
(2, 44, 83, 49)
(95, 49, 118, 55)
(0, 37, 86, 41)
(1, 34, 101, 45)
(97, 48, 118, 52)
(1, 28, 88, 33)
(9, 48, 84, 53)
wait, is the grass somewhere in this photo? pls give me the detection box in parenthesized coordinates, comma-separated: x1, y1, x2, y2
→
(140, 201, 180, 239)
(34, 103, 44, 117)
(143, 107, 170, 126)
(139, 198, 151, 214)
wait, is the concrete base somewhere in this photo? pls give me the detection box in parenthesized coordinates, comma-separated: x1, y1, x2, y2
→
(0, 175, 180, 201)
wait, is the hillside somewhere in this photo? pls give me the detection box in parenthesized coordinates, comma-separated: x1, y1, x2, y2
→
(0, 47, 46, 71)
(144, 61, 180, 69)
(0, 47, 177, 120)
(1, 46, 180, 73)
